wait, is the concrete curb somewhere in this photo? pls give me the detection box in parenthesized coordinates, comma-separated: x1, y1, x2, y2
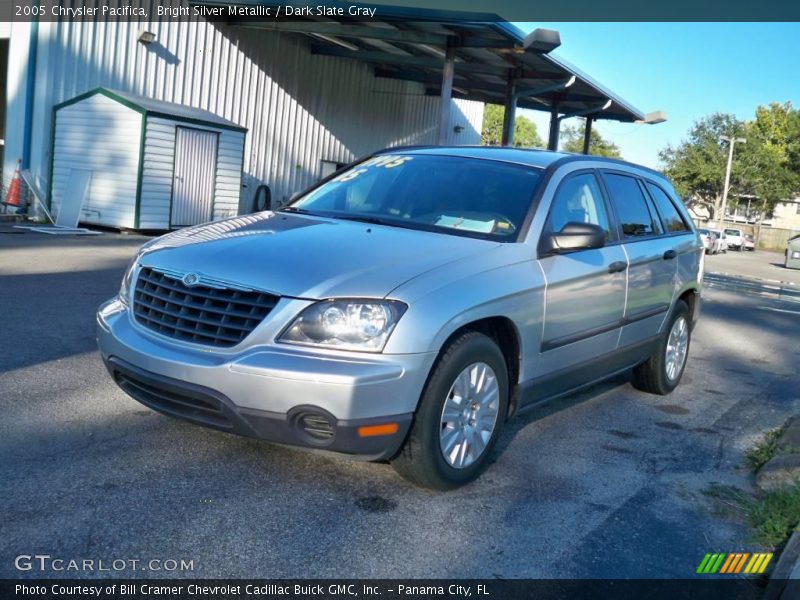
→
(765, 527, 800, 600)
(756, 418, 800, 493)
(758, 419, 800, 599)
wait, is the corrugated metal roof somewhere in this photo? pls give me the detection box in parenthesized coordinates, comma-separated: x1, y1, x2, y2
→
(56, 87, 248, 131)
(111, 88, 248, 130)
(198, 1, 648, 123)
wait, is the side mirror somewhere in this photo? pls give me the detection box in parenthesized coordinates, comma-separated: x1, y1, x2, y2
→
(542, 222, 606, 255)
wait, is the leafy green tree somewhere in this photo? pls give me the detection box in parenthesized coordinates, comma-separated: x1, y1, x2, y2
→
(738, 102, 800, 218)
(481, 104, 543, 148)
(659, 113, 746, 221)
(561, 121, 622, 158)
(660, 107, 800, 221)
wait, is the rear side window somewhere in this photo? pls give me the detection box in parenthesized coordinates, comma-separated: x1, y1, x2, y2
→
(646, 183, 690, 233)
(602, 173, 659, 238)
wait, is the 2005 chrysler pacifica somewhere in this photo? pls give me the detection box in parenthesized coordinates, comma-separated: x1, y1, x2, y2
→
(97, 147, 703, 489)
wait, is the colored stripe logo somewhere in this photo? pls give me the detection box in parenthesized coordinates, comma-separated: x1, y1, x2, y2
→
(697, 552, 773, 574)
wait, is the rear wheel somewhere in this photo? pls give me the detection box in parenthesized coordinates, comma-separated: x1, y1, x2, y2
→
(631, 300, 691, 395)
(392, 331, 509, 490)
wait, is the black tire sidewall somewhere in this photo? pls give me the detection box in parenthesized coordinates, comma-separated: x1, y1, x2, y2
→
(417, 333, 509, 487)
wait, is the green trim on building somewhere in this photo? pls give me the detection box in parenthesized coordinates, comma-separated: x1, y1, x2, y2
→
(166, 124, 178, 230)
(52, 88, 147, 116)
(53, 88, 247, 133)
(133, 112, 147, 230)
(148, 111, 247, 133)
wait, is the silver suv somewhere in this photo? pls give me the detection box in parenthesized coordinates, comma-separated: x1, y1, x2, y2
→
(97, 147, 703, 489)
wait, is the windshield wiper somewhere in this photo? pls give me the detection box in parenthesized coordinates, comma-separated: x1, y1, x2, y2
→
(278, 206, 318, 215)
(332, 214, 394, 226)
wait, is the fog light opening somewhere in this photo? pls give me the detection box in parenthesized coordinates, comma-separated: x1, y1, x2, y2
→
(298, 413, 334, 441)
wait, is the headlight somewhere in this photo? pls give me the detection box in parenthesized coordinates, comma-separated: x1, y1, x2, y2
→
(279, 300, 407, 352)
(118, 257, 138, 305)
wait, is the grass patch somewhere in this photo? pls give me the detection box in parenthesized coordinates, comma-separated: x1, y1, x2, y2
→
(744, 428, 785, 472)
(700, 427, 800, 549)
(703, 482, 800, 548)
(748, 483, 800, 548)
(702, 484, 751, 519)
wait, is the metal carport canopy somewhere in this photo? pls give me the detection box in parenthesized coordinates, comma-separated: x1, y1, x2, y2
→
(193, 1, 657, 149)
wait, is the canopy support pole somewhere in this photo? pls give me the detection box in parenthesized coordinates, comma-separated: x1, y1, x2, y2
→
(437, 45, 456, 145)
(501, 75, 516, 146)
(582, 117, 593, 154)
(547, 104, 560, 151)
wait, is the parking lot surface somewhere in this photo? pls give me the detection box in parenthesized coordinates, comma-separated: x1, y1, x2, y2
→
(1, 226, 799, 578)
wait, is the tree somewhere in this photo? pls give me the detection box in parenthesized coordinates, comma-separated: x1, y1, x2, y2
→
(738, 102, 800, 218)
(481, 104, 543, 148)
(660, 107, 800, 222)
(561, 121, 622, 158)
(659, 113, 746, 221)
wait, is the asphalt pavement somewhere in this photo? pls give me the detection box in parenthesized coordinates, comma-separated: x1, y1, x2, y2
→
(1, 225, 799, 579)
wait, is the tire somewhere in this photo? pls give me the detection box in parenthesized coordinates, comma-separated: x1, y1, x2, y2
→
(392, 331, 509, 490)
(631, 300, 691, 395)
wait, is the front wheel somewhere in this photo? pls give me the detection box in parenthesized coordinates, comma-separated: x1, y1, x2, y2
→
(392, 331, 509, 490)
(631, 300, 691, 395)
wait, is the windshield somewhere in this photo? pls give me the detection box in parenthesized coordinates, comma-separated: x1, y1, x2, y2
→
(287, 154, 543, 241)
(725, 229, 740, 235)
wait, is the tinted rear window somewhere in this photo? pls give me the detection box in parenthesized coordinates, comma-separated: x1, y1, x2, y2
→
(602, 173, 658, 238)
(647, 183, 690, 233)
(291, 154, 542, 241)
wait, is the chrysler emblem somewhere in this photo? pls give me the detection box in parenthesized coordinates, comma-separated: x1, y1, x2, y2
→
(182, 273, 199, 286)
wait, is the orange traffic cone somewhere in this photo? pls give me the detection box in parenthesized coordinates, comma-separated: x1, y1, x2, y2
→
(5, 159, 22, 207)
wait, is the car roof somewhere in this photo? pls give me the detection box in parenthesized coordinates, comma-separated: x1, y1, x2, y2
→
(378, 145, 668, 180)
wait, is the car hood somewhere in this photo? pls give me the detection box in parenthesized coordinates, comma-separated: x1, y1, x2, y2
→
(138, 212, 500, 299)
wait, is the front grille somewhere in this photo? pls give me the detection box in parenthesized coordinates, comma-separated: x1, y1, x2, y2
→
(114, 370, 232, 429)
(133, 267, 278, 347)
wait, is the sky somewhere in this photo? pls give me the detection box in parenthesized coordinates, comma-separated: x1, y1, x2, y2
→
(513, 23, 800, 169)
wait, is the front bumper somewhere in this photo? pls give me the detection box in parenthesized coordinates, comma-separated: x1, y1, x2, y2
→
(97, 299, 435, 460)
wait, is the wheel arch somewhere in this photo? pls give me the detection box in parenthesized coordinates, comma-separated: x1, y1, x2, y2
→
(431, 316, 522, 418)
(677, 286, 700, 329)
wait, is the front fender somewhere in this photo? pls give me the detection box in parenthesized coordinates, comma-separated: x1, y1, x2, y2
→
(384, 258, 545, 383)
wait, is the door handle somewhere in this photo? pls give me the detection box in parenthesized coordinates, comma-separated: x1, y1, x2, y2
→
(663, 250, 677, 260)
(608, 261, 628, 274)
